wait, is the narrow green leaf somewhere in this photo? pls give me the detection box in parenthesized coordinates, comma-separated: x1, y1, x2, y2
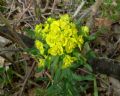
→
(94, 77, 98, 96)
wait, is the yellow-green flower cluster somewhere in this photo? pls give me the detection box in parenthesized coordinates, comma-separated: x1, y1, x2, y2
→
(62, 55, 77, 69)
(38, 58, 45, 68)
(81, 26, 89, 37)
(35, 40, 44, 55)
(34, 14, 90, 69)
(35, 14, 84, 56)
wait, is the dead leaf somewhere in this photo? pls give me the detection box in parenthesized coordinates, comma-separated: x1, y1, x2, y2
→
(95, 18, 112, 28)
(109, 77, 120, 96)
(34, 72, 44, 78)
(28, 88, 35, 96)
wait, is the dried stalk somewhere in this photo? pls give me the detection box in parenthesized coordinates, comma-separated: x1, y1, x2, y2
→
(0, 12, 27, 48)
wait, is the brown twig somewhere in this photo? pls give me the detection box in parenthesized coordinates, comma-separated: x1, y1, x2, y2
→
(45, 71, 53, 83)
(19, 61, 36, 96)
(13, 70, 41, 88)
(16, 0, 32, 23)
(0, 12, 27, 48)
(0, 30, 16, 43)
(72, 0, 86, 18)
(42, 0, 49, 12)
(51, 0, 57, 13)
(33, 0, 41, 22)
(0, 48, 22, 55)
(86, 0, 103, 28)
(7, 0, 15, 19)
(0, 26, 34, 48)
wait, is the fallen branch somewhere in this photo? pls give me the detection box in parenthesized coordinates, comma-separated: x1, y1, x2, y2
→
(0, 12, 27, 48)
(12, 70, 41, 88)
(72, 0, 86, 18)
(89, 57, 120, 80)
(19, 62, 36, 96)
(0, 26, 34, 48)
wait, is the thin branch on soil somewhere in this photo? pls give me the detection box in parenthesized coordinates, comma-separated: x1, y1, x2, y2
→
(42, 0, 49, 12)
(51, 0, 58, 13)
(0, 12, 27, 48)
(16, 0, 32, 24)
(19, 61, 36, 96)
(72, 0, 86, 18)
(13, 70, 41, 88)
(86, 0, 103, 28)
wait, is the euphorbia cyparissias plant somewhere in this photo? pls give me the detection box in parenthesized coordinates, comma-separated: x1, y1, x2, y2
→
(34, 14, 89, 68)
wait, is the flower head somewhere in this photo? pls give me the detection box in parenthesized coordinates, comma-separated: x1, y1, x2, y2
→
(48, 44, 63, 56)
(35, 40, 44, 55)
(34, 24, 43, 38)
(62, 55, 77, 68)
(81, 26, 89, 36)
(38, 59, 45, 68)
(77, 36, 84, 49)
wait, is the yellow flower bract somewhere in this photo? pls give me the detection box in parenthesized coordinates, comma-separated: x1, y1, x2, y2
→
(38, 59, 45, 67)
(81, 26, 89, 36)
(62, 55, 77, 68)
(34, 14, 85, 56)
(35, 40, 44, 55)
(48, 44, 63, 56)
